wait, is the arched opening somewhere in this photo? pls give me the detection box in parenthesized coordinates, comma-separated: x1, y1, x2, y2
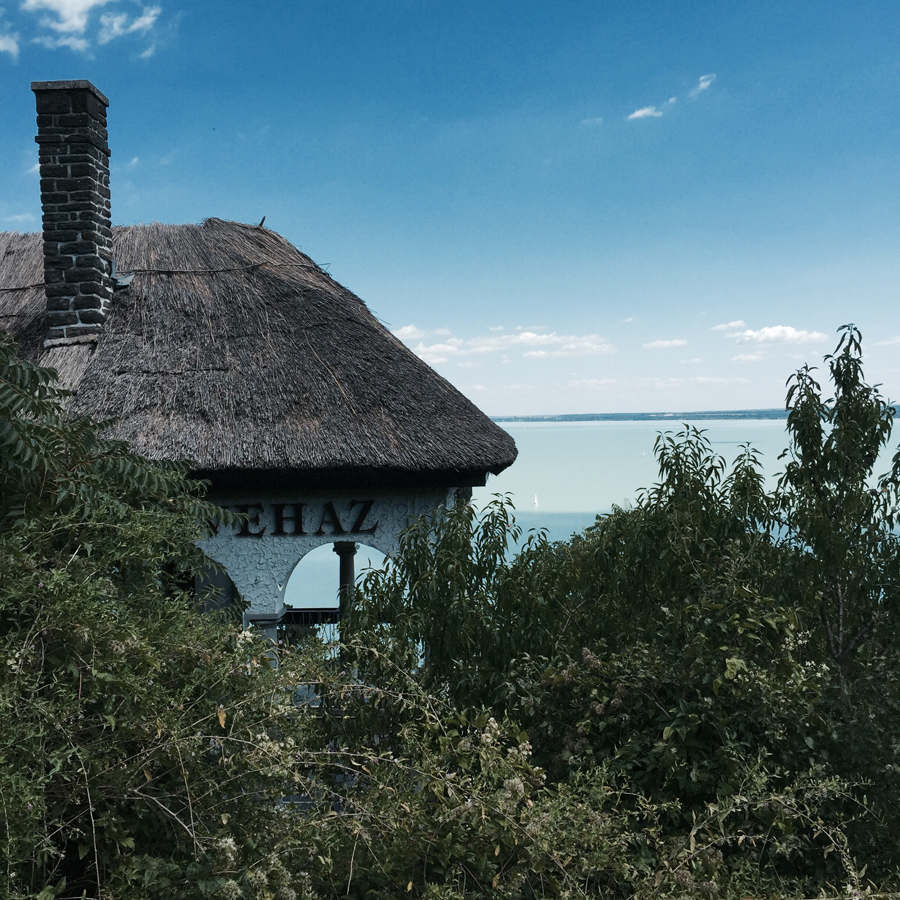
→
(280, 542, 387, 644)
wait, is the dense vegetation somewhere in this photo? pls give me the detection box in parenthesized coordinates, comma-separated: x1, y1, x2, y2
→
(2, 326, 900, 899)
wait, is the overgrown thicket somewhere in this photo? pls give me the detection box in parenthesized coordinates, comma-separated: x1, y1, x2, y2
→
(3, 326, 900, 899)
(350, 325, 900, 897)
(0, 337, 546, 900)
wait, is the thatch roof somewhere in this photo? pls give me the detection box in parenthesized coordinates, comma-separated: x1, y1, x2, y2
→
(0, 218, 516, 488)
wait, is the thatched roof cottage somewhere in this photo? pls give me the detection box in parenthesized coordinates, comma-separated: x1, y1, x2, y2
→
(0, 80, 516, 632)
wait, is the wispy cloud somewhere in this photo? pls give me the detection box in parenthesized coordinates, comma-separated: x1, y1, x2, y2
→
(98, 4, 159, 43)
(692, 375, 749, 385)
(627, 106, 663, 120)
(638, 374, 750, 389)
(395, 325, 616, 365)
(3, 213, 37, 223)
(644, 339, 688, 349)
(690, 73, 716, 98)
(568, 377, 619, 388)
(17, 0, 162, 54)
(392, 324, 426, 340)
(34, 32, 88, 50)
(728, 326, 827, 344)
(0, 31, 19, 57)
(712, 320, 746, 331)
(876, 336, 900, 346)
(732, 352, 765, 362)
(522, 335, 616, 359)
(629, 74, 717, 122)
(580, 117, 603, 126)
(21, 0, 116, 34)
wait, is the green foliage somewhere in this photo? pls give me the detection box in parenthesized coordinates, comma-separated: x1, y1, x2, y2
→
(350, 326, 900, 896)
(5, 326, 900, 898)
(776, 325, 900, 671)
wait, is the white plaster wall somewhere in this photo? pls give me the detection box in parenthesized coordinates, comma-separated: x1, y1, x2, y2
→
(200, 487, 455, 622)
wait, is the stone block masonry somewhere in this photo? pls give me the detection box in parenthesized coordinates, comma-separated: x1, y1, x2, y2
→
(32, 80, 114, 343)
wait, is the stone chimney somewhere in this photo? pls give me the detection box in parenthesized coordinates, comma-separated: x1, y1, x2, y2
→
(32, 80, 113, 343)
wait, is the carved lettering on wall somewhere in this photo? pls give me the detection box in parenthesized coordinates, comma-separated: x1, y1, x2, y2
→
(230, 500, 380, 538)
(236, 504, 266, 537)
(349, 500, 377, 534)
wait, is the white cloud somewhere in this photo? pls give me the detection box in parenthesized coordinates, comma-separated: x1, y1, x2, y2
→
(876, 336, 900, 346)
(0, 31, 19, 57)
(98, 4, 159, 43)
(692, 375, 749, 385)
(581, 117, 603, 126)
(470, 330, 614, 357)
(127, 4, 158, 29)
(97, 10, 127, 40)
(28, 163, 40, 175)
(489, 325, 504, 331)
(522, 335, 616, 358)
(644, 339, 688, 349)
(412, 338, 464, 365)
(679, 357, 702, 365)
(712, 320, 746, 331)
(624, 316, 634, 323)
(568, 378, 619, 388)
(393, 325, 426, 340)
(690, 73, 716, 97)
(639, 374, 749, 390)
(3, 213, 37, 223)
(34, 32, 88, 50)
(667, 97, 677, 105)
(21, 0, 116, 34)
(731, 326, 827, 344)
(628, 106, 663, 120)
(732, 352, 764, 362)
(404, 327, 616, 364)
(17, 0, 161, 53)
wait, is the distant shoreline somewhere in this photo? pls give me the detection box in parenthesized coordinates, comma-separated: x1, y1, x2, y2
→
(492, 409, 789, 423)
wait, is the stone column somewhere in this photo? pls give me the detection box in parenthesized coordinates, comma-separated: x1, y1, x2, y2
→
(333, 541, 357, 633)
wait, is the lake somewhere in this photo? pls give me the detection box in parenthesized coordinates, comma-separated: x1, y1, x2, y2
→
(479, 417, 796, 542)
(284, 415, 799, 611)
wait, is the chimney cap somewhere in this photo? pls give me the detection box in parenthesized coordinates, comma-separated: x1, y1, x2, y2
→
(31, 80, 109, 106)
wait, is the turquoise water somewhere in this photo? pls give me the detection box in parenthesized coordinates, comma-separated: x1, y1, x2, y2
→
(476, 418, 794, 543)
(285, 416, 797, 609)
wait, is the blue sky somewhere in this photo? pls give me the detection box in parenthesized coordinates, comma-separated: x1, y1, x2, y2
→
(1, 0, 899, 415)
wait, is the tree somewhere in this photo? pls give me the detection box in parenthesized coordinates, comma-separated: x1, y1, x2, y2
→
(777, 325, 900, 670)
(350, 326, 900, 892)
(0, 337, 590, 900)
(5, 327, 898, 899)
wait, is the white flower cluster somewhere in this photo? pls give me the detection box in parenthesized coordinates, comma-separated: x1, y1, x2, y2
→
(480, 717, 500, 747)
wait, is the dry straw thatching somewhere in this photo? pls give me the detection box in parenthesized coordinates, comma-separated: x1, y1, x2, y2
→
(0, 218, 516, 488)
